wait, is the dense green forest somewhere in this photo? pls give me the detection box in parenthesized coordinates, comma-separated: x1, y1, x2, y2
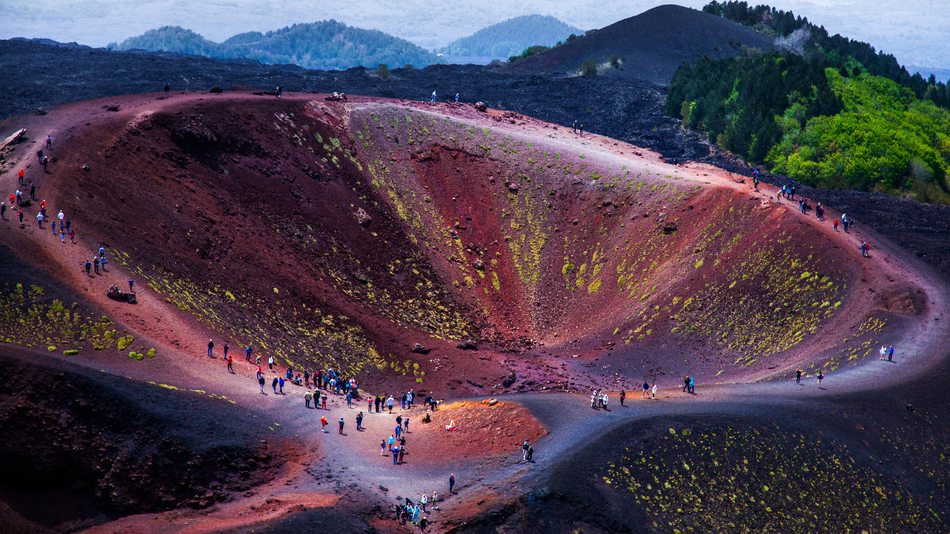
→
(668, 1, 950, 202)
(440, 15, 580, 59)
(116, 21, 440, 70)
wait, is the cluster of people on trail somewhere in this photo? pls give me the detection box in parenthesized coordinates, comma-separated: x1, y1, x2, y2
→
(393, 490, 442, 530)
(642, 381, 658, 399)
(590, 389, 610, 410)
(682, 376, 695, 394)
(879, 345, 895, 362)
(757, 176, 874, 259)
(572, 120, 585, 137)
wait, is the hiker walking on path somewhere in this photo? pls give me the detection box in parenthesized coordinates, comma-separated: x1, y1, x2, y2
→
(338, 417, 345, 434)
(321, 415, 328, 432)
(164, 83, 170, 98)
(272, 377, 279, 393)
(888, 346, 894, 362)
(449, 473, 456, 493)
(227, 355, 233, 373)
(796, 369, 802, 384)
(652, 383, 658, 399)
(128, 278, 134, 293)
(387, 395, 395, 413)
(305, 390, 312, 408)
(522, 441, 530, 461)
(620, 389, 626, 406)
(259, 375, 265, 394)
(356, 411, 363, 430)
(18, 168, 24, 185)
(207, 339, 214, 357)
(1, 202, 5, 220)
(246, 346, 252, 362)
(817, 371, 824, 388)
(30, 183, 35, 200)
(268, 355, 274, 371)
(46, 135, 52, 149)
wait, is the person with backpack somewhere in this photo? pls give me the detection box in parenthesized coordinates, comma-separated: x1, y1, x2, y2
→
(338, 417, 345, 434)
(817, 371, 824, 388)
(84, 260, 92, 275)
(46, 135, 52, 149)
(93, 256, 100, 274)
(246, 345, 252, 362)
(356, 411, 363, 430)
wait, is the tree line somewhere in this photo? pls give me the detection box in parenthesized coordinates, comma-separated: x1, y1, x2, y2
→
(666, 2, 950, 203)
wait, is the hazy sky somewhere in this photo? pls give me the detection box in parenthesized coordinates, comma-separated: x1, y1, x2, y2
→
(1, 1, 947, 71)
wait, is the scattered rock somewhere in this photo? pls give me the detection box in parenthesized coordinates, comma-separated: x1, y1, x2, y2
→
(508, 183, 519, 193)
(411, 343, 430, 354)
(457, 339, 478, 350)
(209, 86, 223, 93)
(502, 371, 517, 388)
(474, 101, 488, 112)
(662, 222, 678, 234)
(473, 259, 485, 271)
(355, 207, 372, 228)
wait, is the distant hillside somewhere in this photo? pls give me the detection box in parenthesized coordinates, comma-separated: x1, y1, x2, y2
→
(440, 15, 581, 60)
(116, 21, 440, 70)
(505, 5, 775, 85)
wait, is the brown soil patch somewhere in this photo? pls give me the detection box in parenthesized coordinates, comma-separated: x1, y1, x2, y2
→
(407, 400, 546, 463)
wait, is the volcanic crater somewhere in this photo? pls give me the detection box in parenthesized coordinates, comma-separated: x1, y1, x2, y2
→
(1, 90, 947, 532)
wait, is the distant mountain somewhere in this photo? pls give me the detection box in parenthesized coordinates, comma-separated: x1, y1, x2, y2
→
(116, 21, 440, 70)
(505, 5, 775, 85)
(439, 15, 581, 60)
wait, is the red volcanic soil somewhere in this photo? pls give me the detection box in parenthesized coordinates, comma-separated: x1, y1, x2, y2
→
(1, 90, 947, 532)
(506, 5, 776, 84)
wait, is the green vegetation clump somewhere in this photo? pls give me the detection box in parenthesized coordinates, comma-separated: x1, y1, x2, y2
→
(603, 420, 943, 532)
(509, 45, 551, 63)
(580, 60, 598, 76)
(377, 64, 391, 79)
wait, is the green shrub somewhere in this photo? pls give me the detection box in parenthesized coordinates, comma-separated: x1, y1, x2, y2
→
(147, 348, 156, 358)
(377, 64, 391, 79)
(63, 349, 80, 356)
(580, 60, 598, 76)
(117, 335, 134, 350)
